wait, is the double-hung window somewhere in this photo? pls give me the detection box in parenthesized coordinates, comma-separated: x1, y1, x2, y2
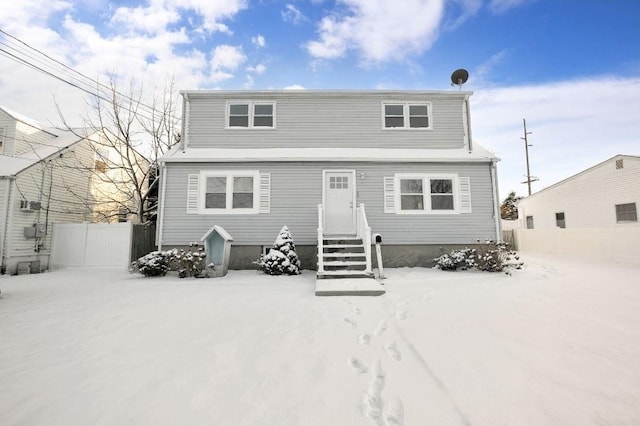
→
(383, 102, 431, 129)
(227, 101, 275, 128)
(202, 171, 259, 213)
(396, 174, 458, 213)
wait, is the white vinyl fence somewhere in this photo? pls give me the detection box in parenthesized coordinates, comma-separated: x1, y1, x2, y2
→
(51, 222, 133, 269)
(515, 227, 640, 265)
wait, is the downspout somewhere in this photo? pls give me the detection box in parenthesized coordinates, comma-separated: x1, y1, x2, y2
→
(490, 160, 501, 241)
(1, 177, 16, 272)
(465, 95, 473, 153)
(156, 162, 167, 250)
(180, 93, 189, 153)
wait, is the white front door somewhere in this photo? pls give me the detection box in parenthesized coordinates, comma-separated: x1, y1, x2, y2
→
(323, 170, 356, 235)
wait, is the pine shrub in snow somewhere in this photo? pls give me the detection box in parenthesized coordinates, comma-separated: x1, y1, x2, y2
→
(255, 225, 301, 275)
(433, 240, 524, 275)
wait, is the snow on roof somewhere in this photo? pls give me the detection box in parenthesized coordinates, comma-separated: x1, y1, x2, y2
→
(161, 144, 498, 163)
(0, 105, 53, 134)
(0, 128, 95, 177)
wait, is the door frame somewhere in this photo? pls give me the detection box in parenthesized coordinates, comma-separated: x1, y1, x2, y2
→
(322, 169, 357, 235)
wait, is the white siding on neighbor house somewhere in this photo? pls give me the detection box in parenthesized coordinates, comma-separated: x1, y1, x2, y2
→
(517, 156, 640, 229)
(2, 140, 95, 271)
(184, 92, 468, 150)
(159, 161, 497, 247)
(0, 110, 16, 155)
(0, 109, 58, 156)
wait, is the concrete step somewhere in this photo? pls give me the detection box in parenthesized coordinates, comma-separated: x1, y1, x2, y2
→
(321, 252, 366, 258)
(323, 260, 367, 267)
(323, 244, 364, 249)
(315, 277, 385, 296)
(317, 270, 374, 279)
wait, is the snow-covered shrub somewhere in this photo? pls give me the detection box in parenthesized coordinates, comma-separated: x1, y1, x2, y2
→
(433, 248, 477, 271)
(167, 243, 208, 278)
(433, 240, 523, 275)
(475, 240, 523, 275)
(130, 251, 170, 277)
(131, 243, 212, 278)
(255, 225, 301, 275)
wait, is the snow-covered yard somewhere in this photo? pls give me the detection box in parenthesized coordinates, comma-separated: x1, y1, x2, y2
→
(1, 253, 639, 426)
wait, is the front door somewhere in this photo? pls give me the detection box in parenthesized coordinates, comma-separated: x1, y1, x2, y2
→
(323, 170, 356, 235)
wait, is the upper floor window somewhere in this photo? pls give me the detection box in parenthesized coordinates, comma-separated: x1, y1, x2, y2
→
(94, 148, 108, 173)
(0, 128, 4, 154)
(615, 203, 637, 222)
(383, 102, 431, 129)
(555, 212, 566, 228)
(227, 101, 275, 128)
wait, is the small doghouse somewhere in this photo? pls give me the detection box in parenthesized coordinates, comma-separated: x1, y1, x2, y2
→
(200, 225, 233, 277)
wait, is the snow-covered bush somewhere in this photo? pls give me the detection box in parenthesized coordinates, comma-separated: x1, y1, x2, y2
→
(131, 243, 212, 278)
(433, 240, 523, 275)
(167, 243, 208, 278)
(433, 248, 477, 271)
(130, 251, 170, 277)
(255, 225, 301, 275)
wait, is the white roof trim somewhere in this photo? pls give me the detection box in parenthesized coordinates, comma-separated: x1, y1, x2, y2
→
(161, 146, 498, 163)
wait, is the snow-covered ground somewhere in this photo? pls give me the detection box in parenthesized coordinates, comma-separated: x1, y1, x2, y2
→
(1, 253, 639, 426)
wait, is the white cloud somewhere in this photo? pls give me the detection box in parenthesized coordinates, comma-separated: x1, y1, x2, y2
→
(247, 64, 266, 74)
(284, 84, 305, 90)
(471, 77, 640, 197)
(282, 4, 308, 25)
(110, 5, 181, 35)
(167, 0, 248, 33)
(210, 45, 246, 71)
(251, 35, 266, 48)
(306, 0, 444, 64)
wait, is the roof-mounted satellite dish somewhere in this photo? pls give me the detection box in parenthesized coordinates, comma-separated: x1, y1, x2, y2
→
(450, 68, 469, 90)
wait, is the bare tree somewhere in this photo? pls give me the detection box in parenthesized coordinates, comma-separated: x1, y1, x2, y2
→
(56, 76, 180, 223)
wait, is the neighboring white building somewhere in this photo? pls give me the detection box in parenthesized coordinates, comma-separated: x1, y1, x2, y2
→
(517, 155, 639, 229)
(514, 155, 640, 265)
(0, 107, 148, 274)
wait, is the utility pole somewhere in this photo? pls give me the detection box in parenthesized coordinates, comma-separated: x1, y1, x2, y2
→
(521, 118, 538, 195)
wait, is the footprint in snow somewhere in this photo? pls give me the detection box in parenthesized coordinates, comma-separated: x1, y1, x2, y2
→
(363, 361, 386, 423)
(373, 321, 387, 337)
(349, 357, 369, 375)
(359, 334, 371, 346)
(395, 309, 408, 320)
(344, 317, 357, 328)
(385, 399, 405, 426)
(384, 342, 402, 361)
(353, 306, 361, 316)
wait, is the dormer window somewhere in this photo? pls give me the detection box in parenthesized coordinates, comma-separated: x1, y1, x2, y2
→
(383, 102, 431, 129)
(227, 101, 275, 128)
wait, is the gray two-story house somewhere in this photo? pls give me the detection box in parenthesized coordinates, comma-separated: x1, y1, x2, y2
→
(156, 90, 501, 275)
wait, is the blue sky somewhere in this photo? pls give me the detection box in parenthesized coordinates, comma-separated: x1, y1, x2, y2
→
(1, 0, 639, 198)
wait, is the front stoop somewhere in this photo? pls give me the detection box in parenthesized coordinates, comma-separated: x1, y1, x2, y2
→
(315, 277, 385, 296)
(316, 236, 382, 296)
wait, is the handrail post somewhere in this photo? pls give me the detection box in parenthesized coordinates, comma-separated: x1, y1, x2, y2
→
(357, 203, 372, 274)
(317, 204, 324, 273)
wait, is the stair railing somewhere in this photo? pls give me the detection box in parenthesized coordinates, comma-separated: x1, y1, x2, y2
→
(356, 203, 372, 274)
(317, 204, 324, 273)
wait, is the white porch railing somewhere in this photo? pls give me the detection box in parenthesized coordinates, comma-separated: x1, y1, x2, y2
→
(356, 203, 372, 274)
(317, 204, 324, 273)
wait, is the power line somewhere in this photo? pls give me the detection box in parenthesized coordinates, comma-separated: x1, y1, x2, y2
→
(0, 28, 180, 123)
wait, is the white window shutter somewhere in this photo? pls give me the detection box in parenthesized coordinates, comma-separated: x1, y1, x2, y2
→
(187, 174, 200, 214)
(383, 177, 395, 213)
(259, 173, 271, 213)
(459, 177, 472, 213)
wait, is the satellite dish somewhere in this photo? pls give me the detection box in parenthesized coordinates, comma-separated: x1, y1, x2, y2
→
(450, 68, 469, 89)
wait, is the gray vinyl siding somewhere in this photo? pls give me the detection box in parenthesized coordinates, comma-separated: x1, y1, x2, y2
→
(185, 92, 467, 150)
(160, 161, 497, 246)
